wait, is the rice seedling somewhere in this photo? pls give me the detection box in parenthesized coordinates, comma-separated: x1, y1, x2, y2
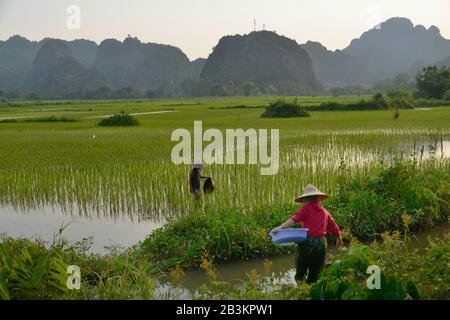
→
(0, 97, 448, 221)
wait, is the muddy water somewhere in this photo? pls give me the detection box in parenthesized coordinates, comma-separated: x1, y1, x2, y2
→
(164, 222, 450, 297)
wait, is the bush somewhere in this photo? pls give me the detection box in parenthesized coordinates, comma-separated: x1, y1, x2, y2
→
(328, 160, 449, 239)
(386, 91, 414, 109)
(261, 99, 310, 118)
(197, 237, 450, 300)
(137, 204, 295, 270)
(0, 236, 157, 300)
(310, 242, 421, 300)
(443, 89, 450, 101)
(98, 111, 139, 127)
(310, 94, 388, 111)
(416, 66, 450, 99)
(0, 117, 79, 124)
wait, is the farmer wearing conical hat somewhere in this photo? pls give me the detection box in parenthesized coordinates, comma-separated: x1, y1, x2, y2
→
(189, 163, 211, 200)
(271, 184, 344, 284)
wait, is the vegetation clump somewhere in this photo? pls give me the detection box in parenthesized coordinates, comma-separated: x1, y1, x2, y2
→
(197, 236, 449, 300)
(0, 236, 156, 300)
(137, 160, 449, 271)
(137, 204, 293, 271)
(261, 99, 310, 118)
(328, 160, 449, 239)
(97, 111, 139, 127)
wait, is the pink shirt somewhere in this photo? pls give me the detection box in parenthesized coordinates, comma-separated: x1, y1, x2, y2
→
(291, 201, 341, 238)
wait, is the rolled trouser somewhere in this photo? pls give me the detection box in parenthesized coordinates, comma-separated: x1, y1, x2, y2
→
(295, 237, 327, 284)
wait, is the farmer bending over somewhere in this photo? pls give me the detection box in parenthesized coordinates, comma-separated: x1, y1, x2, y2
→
(272, 185, 344, 284)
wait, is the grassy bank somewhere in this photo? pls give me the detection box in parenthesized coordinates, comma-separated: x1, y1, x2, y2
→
(196, 234, 450, 300)
(138, 159, 449, 271)
(0, 235, 156, 300)
(1, 231, 448, 300)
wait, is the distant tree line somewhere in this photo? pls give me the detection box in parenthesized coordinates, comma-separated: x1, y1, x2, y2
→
(415, 66, 450, 99)
(1, 66, 449, 101)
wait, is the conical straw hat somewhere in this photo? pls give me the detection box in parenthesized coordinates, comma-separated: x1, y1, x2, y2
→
(295, 184, 329, 203)
(192, 162, 204, 169)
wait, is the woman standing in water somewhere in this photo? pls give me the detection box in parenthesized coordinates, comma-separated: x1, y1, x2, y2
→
(271, 185, 344, 284)
(189, 163, 211, 200)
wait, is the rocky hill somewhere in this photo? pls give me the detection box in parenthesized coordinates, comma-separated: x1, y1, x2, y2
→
(201, 31, 321, 94)
(30, 39, 106, 94)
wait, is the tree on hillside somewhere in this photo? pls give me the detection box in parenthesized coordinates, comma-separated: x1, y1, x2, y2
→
(265, 85, 279, 96)
(210, 85, 230, 97)
(241, 81, 260, 96)
(374, 73, 415, 92)
(416, 66, 450, 99)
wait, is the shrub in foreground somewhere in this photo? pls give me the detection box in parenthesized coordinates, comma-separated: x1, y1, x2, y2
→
(0, 236, 156, 300)
(196, 236, 449, 300)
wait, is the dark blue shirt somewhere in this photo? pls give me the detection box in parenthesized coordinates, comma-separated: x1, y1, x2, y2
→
(190, 171, 201, 191)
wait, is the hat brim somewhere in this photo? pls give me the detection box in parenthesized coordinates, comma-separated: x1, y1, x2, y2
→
(192, 164, 204, 169)
(294, 194, 329, 203)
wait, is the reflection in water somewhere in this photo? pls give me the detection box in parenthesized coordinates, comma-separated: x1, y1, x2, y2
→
(0, 139, 448, 252)
(0, 204, 162, 253)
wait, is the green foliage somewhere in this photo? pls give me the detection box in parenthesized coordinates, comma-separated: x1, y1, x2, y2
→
(0, 236, 157, 300)
(0, 116, 79, 124)
(328, 160, 449, 238)
(416, 66, 450, 99)
(443, 89, 450, 101)
(0, 237, 72, 300)
(386, 91, 414, 109)
(138, 204, 295, 270)
(329, 85, 372, 96)
(374, 73, 416, 92)
(265, 85, 279, 96)
(261, 99, 310, 118)
(241, 81, 261, 97)
(311, 93, 393, 111)
(196, 237, 449, 300)
(97, 111, 139, 127)
(310, 243, 421, 300)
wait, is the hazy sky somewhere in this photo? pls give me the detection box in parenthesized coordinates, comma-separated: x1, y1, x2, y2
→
(0, 0, 449, 60)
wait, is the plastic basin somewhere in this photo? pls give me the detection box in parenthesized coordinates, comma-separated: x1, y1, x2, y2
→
(270, 228, 309, 244)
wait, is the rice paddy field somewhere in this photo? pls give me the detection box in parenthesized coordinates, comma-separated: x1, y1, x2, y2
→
(0, 96, 449, 300)
(1, 98, 449, 219)
(1, 96, 449, 223)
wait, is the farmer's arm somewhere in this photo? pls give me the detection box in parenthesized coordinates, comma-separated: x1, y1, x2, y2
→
(271, 219, 295, 234)
(271, 207, 306, 234)
(327, 214, 344, 248)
